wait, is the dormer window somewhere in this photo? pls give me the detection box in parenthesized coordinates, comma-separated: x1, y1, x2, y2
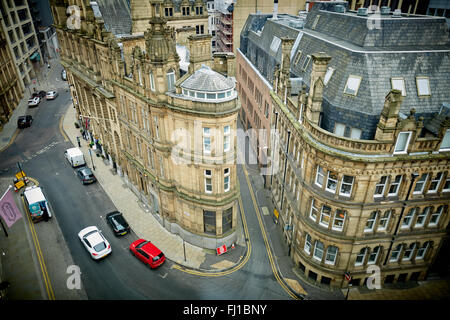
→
(391, 77, 406, 96)
(182, 6, 190, 16)
(301, 55, 311, 71)
(165, 7, 173, 17)
(393, 131, 412, 154)
(344, 75, 362, 96)
(439, 129, 450, 151)
(195, 6, 203, 15)
(416, 76, 430, 97)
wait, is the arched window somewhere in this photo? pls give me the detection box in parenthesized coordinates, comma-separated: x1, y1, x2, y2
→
(416, 242, 430, 260)
(166, 69, 175, 91)
(364, 211, 378, 232)
(355, 248, 367, 266)
(389, 244, 402, 262)
(367, 246, 381, 264)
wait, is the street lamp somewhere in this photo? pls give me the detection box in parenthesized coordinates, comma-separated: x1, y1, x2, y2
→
(88, 148, 95, 171)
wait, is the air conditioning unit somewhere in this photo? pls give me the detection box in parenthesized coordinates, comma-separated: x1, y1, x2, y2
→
(393, 9, 402, 17)
(357, 7, 368, 16)
(335, 5, 345, 13)
(380, 6, 391, 15)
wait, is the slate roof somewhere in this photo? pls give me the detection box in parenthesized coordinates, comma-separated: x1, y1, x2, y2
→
(239, 1, 450, 140)
(181, 65, 235, 92)
(95, 0, 132, 36)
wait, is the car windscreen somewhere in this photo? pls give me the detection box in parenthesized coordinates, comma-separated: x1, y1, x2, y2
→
(136, 241, 149, 249)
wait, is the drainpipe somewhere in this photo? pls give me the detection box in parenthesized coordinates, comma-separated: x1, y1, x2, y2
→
(383, 172, 418, 265)
(280, 130, 291, 212)
(270, 111, 279, 186)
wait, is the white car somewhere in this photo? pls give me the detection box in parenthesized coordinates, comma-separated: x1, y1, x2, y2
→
(28, 97, 40, 107)
(46, 91, 58, 100)
(78, 226, 111, 260)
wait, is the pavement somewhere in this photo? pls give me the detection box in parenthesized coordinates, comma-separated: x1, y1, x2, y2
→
(1, 58, 450, 300)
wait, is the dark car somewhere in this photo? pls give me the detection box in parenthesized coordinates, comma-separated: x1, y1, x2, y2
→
(106, 211, 131, 236)
(76, 167, 96, 184)
(17, 115, 33, 128)
(32, 91, 46, 98)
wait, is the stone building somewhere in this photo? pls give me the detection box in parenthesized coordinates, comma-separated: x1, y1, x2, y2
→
(346, 0, 430, 14)
(240, 1, 450, 287)
(50, 0, 240, 249)
(130, 0, 209, 47)
(0, 20, 22, 131)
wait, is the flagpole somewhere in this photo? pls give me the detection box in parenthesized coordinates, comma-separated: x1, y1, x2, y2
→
(0, 186, 14, 238)
(0, 185, 12, 202)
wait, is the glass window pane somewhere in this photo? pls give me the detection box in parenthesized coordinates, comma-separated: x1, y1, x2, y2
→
(416, 77, 430, 96)
(334, 123, 345, 136)
(391, 78, 406, 96)
(394, 132, 410, 153)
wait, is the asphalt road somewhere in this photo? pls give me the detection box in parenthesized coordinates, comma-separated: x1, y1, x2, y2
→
(0, 70, 292, 300)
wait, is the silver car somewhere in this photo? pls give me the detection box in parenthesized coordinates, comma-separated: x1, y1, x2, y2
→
(46, 91, 58, 100)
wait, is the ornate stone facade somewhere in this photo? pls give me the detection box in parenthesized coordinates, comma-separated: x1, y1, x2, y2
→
(50, 0, 239, 249)
(271, 51, 450, 288)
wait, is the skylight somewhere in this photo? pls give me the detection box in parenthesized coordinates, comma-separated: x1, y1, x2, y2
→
(416, 76, 430, 96)
(270, 36, 281, 53)
(324, 67, 334, 86)
(391, 77, 406, 96)
(344, 75, 362, 96)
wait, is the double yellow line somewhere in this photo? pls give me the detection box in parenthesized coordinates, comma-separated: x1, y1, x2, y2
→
(240, 155, 300, 300)
(172, 195, 252, 276)
(21, 181, 55, 300)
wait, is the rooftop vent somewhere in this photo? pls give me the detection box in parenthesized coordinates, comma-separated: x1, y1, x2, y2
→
(380, 6, 390, 15)
(357, 7, 368, 16)
(335, 5, 345, 13)
(392, 9, 402, 17)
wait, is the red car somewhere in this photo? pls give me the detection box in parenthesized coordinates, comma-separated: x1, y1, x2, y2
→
(130, 239, 166, 268)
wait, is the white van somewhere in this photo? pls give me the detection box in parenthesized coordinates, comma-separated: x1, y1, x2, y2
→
(23, 186, 52, 223)
(65, 147, 86, 168)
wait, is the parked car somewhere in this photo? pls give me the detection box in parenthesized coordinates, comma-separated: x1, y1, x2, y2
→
(106, 211, 130, 236)
(17, 115, 33, 128)
(46, 91, 58, 100)
(28, 97, 40, 107)
(61, 69, 67, 81)
(130, 239, 165, 268)
(78, 226, 111, 260)
(76, 167, 96, 184)
(32, 91, 46, 98)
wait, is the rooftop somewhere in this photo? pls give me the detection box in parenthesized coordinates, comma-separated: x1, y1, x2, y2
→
(239, 2, 450, 140)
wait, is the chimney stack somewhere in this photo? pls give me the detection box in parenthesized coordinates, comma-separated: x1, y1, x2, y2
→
(273, 0, 278, 20)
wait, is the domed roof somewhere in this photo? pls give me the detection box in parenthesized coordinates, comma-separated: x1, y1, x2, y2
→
(181, 65, 235, 92)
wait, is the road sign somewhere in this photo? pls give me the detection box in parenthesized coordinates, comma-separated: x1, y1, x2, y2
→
(344, 272, 351, 281)
(216, 244, 227, 256)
